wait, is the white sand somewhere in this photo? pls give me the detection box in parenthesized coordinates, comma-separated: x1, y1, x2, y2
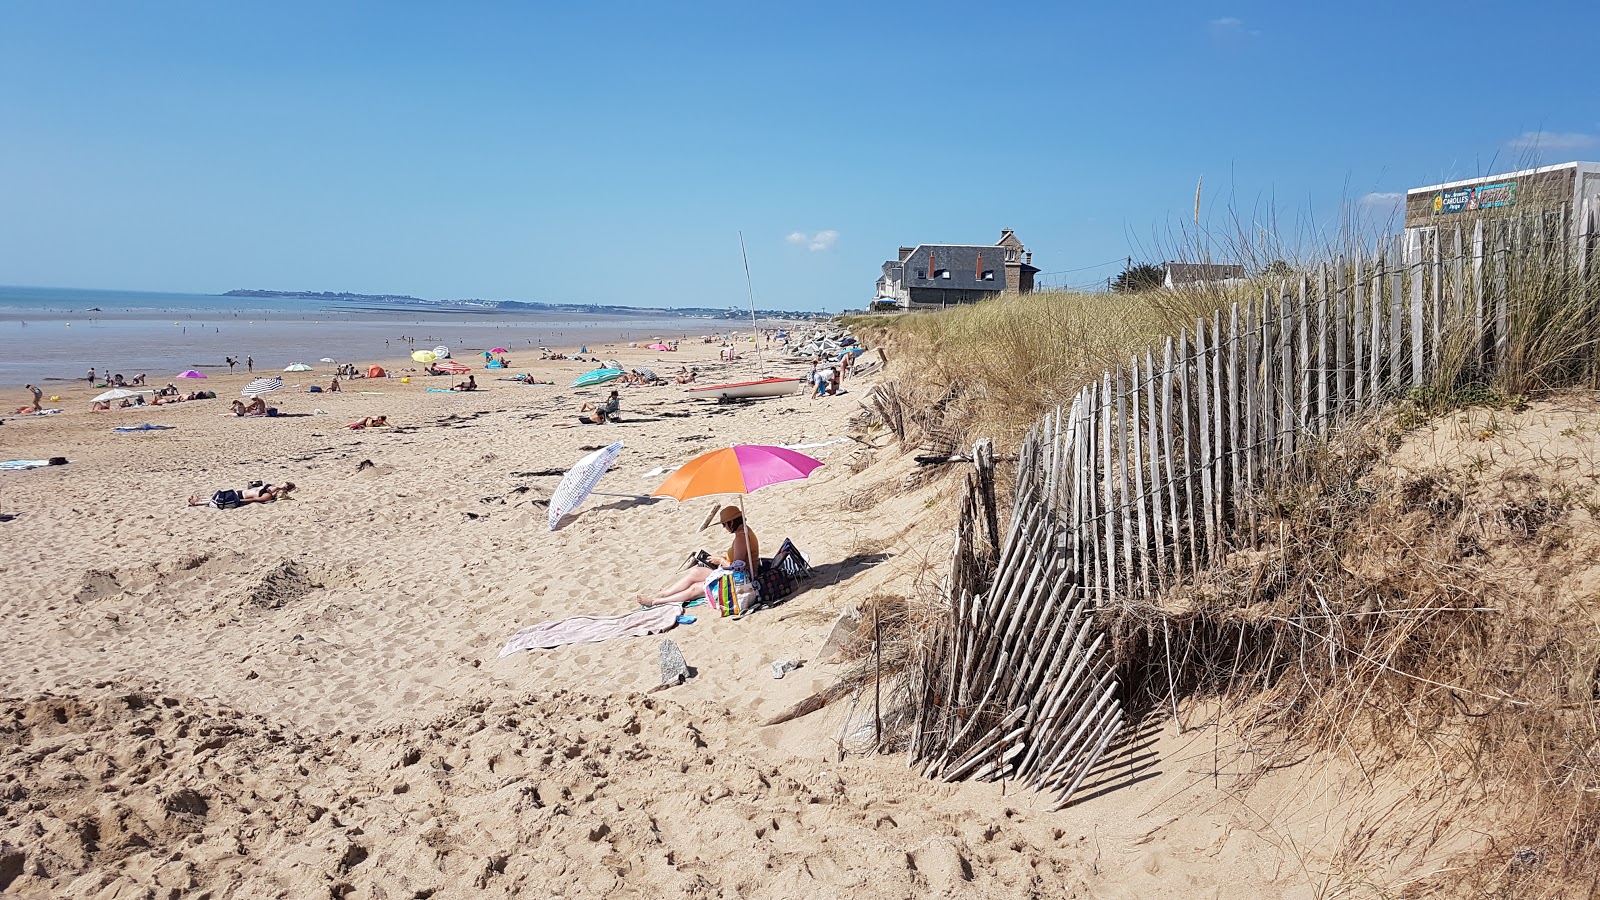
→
(0, 338, 1416, 897)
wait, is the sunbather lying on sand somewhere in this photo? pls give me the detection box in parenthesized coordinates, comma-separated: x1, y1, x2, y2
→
(347, 415, 390, 429)
(186, 481, 296, 507)
(553, 407, 609, 426)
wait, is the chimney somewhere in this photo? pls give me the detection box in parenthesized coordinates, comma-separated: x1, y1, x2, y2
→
(1026, 251, 1032, 265)
(928, 250, 936, 279)
(975, 250, 983, 280)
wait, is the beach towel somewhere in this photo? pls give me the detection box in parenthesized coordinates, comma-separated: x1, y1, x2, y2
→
(498, 604, 679, 656)
(0, 459, 51, 470)
(113, 423, 174, 432)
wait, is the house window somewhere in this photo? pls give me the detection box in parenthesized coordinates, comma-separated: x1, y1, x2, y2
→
(936, 269, 950, 279)
(916, 269, 926, 279)
(981, 270, 995, 281)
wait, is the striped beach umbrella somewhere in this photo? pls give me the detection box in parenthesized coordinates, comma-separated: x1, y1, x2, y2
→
(241, 376, 284, 397)
(548, 441, 624, 531)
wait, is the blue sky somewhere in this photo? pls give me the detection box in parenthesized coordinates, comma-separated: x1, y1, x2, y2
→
(2, 1, 1596, 311)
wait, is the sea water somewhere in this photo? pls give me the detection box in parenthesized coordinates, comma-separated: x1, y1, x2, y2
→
(0, 285, 752, 385)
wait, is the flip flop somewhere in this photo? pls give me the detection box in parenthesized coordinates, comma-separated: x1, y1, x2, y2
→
(675, 614, 696, 625)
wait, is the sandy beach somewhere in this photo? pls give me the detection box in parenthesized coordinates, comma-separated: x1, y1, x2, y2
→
(3, 336, 1379, 898)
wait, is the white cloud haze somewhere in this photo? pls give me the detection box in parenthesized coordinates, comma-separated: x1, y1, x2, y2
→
(1208, 16, 1259, 38)
(787, 230, 839, 252)
(1506, 131, 1600, 153)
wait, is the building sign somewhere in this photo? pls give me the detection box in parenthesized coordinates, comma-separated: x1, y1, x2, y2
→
(1435, 188, 1472, 214)
(1432, 181, 1517, 215)
(1474, 181, 1516, 209)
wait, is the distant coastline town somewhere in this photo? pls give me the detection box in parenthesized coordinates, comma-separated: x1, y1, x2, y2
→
(221, 289, 817, 321)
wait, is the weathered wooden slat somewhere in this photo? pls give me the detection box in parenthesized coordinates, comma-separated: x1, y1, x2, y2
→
(1242, 297, 1260, 541)
(1411, 231, 1426, 386)
(1177, 329, 1199, 573)
(1296, 275, 1312, 452)
(1334, 258, 1350, 410)
(1370, 247, 1385, 398)
(1440, 227, 1452, 381)
(1054, 701, 1124, 809)
(1159, 338, 1182, 579)
(1226, 303, 1243, 541)
(1257, 291, 1276, 483)
(1279, 280, 1295, 460)
(1389, 237, 1404, 389)
(1209, 309, 1227, 549)
(1494, 222, 1510, 372)
(1316, 266, 1330, 431)
(1144, 349, 1169, 591)
(1472, 219, 1486, 376)
(1129, 357, 1152, 596)
(1193, 321, 1216, 564)
(1100, 372, 1117, 604)
(1353, 255, 1366, 403)
(1115, 366, 1134, 601)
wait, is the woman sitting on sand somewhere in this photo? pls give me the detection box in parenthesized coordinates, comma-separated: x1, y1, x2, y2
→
(639, 506, 760, 607)
(580, 390, 621, 419)
(453, 375, 477, 392)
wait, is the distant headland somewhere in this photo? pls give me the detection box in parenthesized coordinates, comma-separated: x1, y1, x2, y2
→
(221, 289, 816, 320)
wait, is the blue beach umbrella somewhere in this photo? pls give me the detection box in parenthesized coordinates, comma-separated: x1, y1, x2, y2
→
(571, 367, 624, 388)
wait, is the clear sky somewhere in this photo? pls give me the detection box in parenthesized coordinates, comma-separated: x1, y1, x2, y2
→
(2, 1, 1596, 311)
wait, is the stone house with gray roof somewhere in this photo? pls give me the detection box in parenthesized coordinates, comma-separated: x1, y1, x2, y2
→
(875, 229, 1039, 310)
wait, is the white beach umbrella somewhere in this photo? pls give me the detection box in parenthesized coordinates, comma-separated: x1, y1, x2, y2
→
(284, 363, 313, 372)
(241, 376, 284, 397)
(547, 441, 624, 531)
(92, 388, 146, 403)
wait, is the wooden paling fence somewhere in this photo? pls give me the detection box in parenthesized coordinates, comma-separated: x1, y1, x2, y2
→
(908, 208, 1600, 806)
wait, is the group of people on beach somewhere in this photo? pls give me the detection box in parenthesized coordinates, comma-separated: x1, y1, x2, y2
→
(229, 397, 277, 417)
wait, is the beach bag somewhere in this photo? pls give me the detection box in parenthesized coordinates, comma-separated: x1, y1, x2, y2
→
(755, 540, 812, 607)
(704, 561, 757, 617)
(770, 539, 813, 579)
(210, 489, 243, 510)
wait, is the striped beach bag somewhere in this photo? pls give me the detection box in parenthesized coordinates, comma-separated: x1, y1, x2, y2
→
(704, 562, 756, 617)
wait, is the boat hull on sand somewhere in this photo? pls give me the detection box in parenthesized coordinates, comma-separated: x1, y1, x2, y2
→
(688, 377, 802, 400)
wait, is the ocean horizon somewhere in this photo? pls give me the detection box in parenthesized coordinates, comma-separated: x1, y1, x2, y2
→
(2, 284, 760, 386)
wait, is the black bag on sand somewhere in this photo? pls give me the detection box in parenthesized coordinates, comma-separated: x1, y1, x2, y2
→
(211, 489, 243, 510)
(750, 539, 813, 612)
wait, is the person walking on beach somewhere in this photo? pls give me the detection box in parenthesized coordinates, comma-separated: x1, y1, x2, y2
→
(25, 384, 42, 410)
(87, 367, 96, 383)
(246, 356, 253, 372)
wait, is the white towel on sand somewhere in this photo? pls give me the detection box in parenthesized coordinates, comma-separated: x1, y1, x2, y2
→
(498, 604, 679, 657)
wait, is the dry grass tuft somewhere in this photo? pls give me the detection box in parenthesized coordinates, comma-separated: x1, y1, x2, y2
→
(1105, 408, 1600, 895)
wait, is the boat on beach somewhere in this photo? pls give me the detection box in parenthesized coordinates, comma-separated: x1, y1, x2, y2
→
(688, 377, 802, 400)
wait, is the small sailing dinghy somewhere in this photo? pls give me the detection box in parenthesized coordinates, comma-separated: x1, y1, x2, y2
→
(687, 377, 802, 401)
